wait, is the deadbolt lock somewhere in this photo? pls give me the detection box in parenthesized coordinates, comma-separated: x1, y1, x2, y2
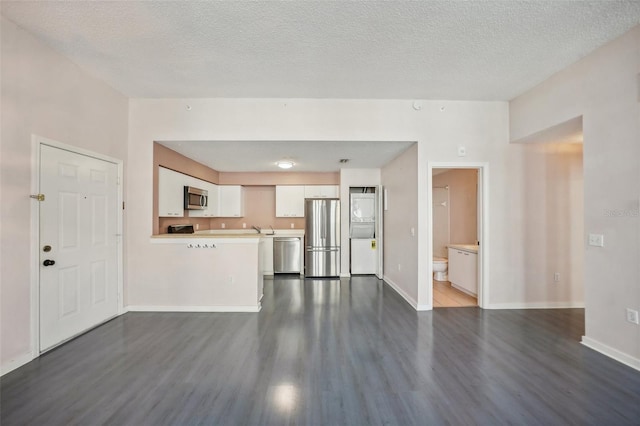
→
(43, 245, 52, 252)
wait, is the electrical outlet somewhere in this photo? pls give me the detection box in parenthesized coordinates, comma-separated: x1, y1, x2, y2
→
(227, 275, 234, 285)
(457, 145, 467, 157)
(554, 272, 560, 282)
(588, 233, 604, 247)
(221, 223, 226, 229)
(626, 308, 639, 324)
(242, 223, 246, 229)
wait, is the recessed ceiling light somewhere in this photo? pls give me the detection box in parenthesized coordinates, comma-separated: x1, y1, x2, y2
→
(277, 160, 294, 169)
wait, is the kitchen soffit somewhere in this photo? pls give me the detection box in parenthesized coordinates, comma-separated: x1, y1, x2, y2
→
(157, 140, 415, 172)
(2, 1, 640, 100)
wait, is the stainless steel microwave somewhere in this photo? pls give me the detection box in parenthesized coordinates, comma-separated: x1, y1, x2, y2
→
(184, 186, 208, 210)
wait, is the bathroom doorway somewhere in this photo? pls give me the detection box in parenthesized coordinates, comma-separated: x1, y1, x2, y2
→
(428, 164, 487, 309)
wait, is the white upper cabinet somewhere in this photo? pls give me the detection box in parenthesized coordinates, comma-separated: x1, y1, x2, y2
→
(276, 185, 305, 217)
(188, 179, 219, 218)
(304, 185, 339, 199)
(158, 167, 186, 217)
(218, 185, 245, 217)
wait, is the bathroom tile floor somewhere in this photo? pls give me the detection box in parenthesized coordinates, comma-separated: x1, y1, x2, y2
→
(433, 280, 477, 307)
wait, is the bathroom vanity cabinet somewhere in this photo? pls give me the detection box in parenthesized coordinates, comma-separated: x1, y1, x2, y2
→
(448, 247, 477, 296)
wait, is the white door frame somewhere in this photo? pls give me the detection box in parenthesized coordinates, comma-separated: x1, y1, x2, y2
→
(30, 135, 124, 356)
(425, 162, 489, 309)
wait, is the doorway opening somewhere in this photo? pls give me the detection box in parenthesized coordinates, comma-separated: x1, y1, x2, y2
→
(348, 186, 383, 279)
(431, 168, 480, 308)
(427, 163, 488, 309)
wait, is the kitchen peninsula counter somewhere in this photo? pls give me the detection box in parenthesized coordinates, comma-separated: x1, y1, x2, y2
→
(136, 232, 266, 313)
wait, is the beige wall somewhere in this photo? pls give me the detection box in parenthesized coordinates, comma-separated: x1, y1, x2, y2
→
(209, 186, 305, 230)
(154, 142, 220, 234)
(1, 17, 128, 371)
(433, 169, 478, 246)
(510, 26, 639, 365)
(382, 145, 418, 303)
(220, 172, 338, 186)
(518, 143, 584, 306)
(153, 143, 338, 234)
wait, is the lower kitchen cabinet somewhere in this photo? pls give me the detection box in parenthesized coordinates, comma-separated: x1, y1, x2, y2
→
(448, 247, 477, 296)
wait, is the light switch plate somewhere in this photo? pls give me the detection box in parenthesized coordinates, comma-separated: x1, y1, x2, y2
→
(626, 308, 639, 324)
(457, 146, 467, 157)
(588, 233, 604, 247)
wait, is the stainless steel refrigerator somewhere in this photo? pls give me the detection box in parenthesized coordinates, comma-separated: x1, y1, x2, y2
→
(305, 198, 340, 277)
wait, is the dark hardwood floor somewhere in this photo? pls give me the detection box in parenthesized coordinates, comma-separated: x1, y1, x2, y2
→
(2, 275, 639, 425)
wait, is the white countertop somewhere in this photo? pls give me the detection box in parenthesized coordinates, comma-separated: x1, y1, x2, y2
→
(448, 244, 479, 254)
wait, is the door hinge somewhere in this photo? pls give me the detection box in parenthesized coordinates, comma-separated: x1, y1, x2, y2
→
(30, 194, 45, 201)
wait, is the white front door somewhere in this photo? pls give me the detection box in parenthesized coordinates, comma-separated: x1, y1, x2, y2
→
(39, 144, 119, 351)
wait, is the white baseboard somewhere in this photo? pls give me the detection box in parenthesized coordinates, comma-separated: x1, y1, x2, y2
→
(486, 301, 585, 309)
(581, 336, 640, 372)
(383, 275, 419, 310)
(1, 352, 35, 377)
(126, 304, 261, 313)
(340, 272, 351, 278)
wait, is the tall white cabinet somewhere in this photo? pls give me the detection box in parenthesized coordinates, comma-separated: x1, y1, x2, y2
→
(158, 167, 185, 217)
(275, 186, 305, 217)
(218, 185, 245, 217)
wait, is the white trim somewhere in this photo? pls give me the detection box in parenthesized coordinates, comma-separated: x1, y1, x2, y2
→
(486, 302, 585, 309)
(581, 336, 640, 372)
(149, 237, 261, 245)
(29, 137, 41, 361)
(425, 162, 489, 311)
(383, 276, 420, 310)
(30, 135, 125, 355)
(1, 352, 35, 377)
(340, 272, 351, 278)
(126, 304, 262, 313)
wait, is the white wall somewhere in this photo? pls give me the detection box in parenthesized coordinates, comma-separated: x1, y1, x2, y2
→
(504, 143, 584, 307)
(0, 17, 128, 372)
(339, 168, 381, 275)
(127, 99, 509, 311)
(510, 26, 640, 366)
(381, 145, 419, 304)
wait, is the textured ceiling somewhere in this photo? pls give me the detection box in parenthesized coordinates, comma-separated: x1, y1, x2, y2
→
(158, 140, 415, 173)
(3, 1, 640, 101)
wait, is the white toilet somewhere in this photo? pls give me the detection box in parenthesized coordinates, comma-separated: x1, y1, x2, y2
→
(433, 257, 448, 281)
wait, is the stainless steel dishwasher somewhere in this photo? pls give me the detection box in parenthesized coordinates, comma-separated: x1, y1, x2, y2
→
(273, 237, 301, 274)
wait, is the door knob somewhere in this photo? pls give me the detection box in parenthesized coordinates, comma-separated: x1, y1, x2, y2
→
(43, 259, 56, 267)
